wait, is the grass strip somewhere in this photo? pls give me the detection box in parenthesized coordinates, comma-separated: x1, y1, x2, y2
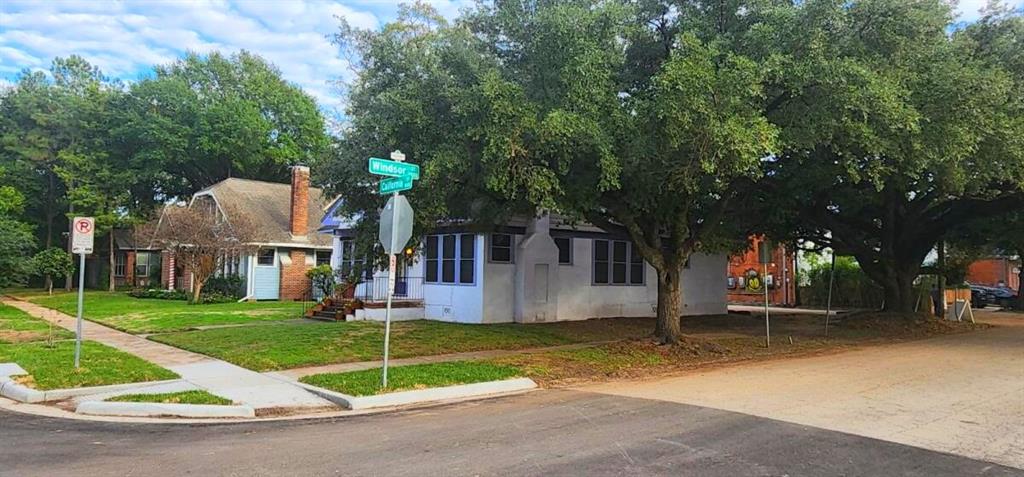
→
(300, 361, 522, 396)
(107, 390, 232, 405)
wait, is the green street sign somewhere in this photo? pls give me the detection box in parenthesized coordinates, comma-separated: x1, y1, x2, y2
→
(379, 175, 413, 195)
(368, 157, 420, 180)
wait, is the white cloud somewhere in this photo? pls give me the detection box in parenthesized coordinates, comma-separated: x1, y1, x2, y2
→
(954, 0, 1024, 22)
(0, 0, 395, 113)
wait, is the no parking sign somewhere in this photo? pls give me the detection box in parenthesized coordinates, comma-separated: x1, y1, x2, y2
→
(71, 217, 95, 254)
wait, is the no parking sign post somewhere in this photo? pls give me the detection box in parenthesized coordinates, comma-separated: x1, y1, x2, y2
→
(71, 217, 94, 368)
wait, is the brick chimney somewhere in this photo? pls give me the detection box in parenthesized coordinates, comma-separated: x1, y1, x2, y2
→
(290, 165, 310, 239)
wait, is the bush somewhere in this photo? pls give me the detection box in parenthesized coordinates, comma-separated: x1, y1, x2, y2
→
(306, 265, 335, 298)
(195, 291, 237, 304)
(129, 288, 188, 300)
(204, 274, 245, 299)
(800, 256, 884, 308)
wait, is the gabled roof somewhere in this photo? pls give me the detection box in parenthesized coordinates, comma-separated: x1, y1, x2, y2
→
(195, 178, 332, 248)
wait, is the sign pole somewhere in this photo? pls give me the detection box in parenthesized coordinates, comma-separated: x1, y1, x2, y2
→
(763, 262, 770, 348)
(381, 150, 406, 389)
(824, 252, 836, 337)
(74, 252, 86, 368)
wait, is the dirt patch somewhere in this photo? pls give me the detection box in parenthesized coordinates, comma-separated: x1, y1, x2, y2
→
(496, 311, 986, 388)
(0, 330, 52, 343)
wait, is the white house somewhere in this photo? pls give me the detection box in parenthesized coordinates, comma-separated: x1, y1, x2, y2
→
(320, 208, 727, 323)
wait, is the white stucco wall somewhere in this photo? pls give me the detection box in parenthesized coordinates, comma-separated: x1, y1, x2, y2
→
(420, 234, 486, 324)
(335, 230, 726, 324)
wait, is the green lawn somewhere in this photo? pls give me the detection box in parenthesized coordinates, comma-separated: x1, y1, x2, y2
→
(26, 291, 305, 333)
(0, 303, 74, 344)
(300, 361, 521, 396)
(107, 390, 232, 405)
(0, 341, 178, 390)
(150, 318, 652, 372)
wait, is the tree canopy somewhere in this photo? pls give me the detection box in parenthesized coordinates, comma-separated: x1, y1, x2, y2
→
(756, 0, 1024, 312)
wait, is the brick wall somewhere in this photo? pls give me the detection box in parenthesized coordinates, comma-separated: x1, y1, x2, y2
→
(727, 236, 797, 306)
(280, 248, 313, 301)
(968, 258, 1020, 291)
(125, 251, 136, 287)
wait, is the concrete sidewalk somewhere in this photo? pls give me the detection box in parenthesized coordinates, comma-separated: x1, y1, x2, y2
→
(580, 310, 1024, 469)
(1, 298, 335, 411)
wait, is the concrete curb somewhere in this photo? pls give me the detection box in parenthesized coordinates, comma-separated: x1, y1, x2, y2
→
(0, 378, 188, 404)
(299, 378, 538, 410)
(76, 401, 256, 418)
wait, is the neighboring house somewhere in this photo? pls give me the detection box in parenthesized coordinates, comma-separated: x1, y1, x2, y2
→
(320, 209, 727, 323)
(82, 229, 163, 289)
(163, 166, 333, 300)
(727, 236, 797, 306)
(967, 256, 1021, 292)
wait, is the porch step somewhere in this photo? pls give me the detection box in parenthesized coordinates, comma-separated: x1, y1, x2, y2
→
(310, 310, 343, 321)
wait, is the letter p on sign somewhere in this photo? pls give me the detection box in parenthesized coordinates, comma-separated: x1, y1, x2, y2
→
(72, 217, 95, 254)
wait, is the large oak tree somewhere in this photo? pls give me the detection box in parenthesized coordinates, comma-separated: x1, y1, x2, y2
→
(756, 0, 1024, 312)
(325, 1, 777, 343)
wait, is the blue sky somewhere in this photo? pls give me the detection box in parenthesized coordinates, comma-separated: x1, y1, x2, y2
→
(0, 0, 473, 117)
(0, 0, 1018, 118)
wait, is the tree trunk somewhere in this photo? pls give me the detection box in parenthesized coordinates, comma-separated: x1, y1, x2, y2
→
(108, 232, 116, 292)
(880, 269, 918, 313)
(936, 241, 946, 318)
(65, 200, 74, 291)
(46, 277, 53, 295)
(192, 280, 204, 304)
(654, 267, 683, 344)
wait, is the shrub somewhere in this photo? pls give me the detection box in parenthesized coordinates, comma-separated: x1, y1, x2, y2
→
(195, 291, 237, 304)
(129, 288, 188, 300)
(306, 265, 335, 298)
(204, 274, 245, 299)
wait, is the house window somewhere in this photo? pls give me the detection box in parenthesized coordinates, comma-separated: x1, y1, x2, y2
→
(425, 234, 475, 284)
(134, 252, 150, 279)
(257, 248, 275, 266)
(489, 233, 513, 263)
(114, 253, 127, 277)
(338, 239, 367, 280)
(554, 237, 572, 265)
(316, 250, 331, 266)
(593, 239, 644, 285)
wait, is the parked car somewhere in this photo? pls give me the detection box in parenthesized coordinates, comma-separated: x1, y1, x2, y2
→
(970, 286, 992, 309)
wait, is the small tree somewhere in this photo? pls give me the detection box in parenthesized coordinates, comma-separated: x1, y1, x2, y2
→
(32, 248, 74, 295)
(306, 265, 336, 299)
(0, 183, 35, 290)
(151, 205, 260, 304)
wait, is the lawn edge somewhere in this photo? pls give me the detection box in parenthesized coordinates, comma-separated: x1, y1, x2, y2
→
(296, 377, 537, 410)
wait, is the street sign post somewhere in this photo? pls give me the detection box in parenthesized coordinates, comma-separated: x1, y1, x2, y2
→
(368, 150, 419, 389)
(71, 217, 94, 368)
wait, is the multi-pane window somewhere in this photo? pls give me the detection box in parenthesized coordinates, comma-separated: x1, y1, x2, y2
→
(489, 233, 513, 263)
(593, 239, 644, 285)
(315, 250, 331, 266)
(135, 252, 151, 279)
(338, 239, 368, 279)
(425, 234, 475, 284)
(114, 253, 127, 277)
(554, 237, 572, 265)
(257, 248, 275, 266)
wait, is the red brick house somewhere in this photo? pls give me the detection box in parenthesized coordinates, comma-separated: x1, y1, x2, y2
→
(727, 236, 797, 306)
(161, 166, 333, 300)
(967, 256, 1021, 292)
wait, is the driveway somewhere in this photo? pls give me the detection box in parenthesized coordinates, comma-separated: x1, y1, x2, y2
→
(580, 310, 1024, 469)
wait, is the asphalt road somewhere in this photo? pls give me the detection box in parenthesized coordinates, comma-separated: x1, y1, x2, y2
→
(1, 389, 1020, 477)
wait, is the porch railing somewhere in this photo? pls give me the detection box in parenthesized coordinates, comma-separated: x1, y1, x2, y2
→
(354, 276, 424, 303)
